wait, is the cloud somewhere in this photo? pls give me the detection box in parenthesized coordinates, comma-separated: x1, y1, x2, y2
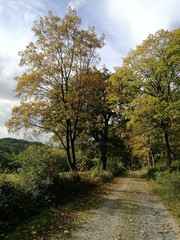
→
(105, 0, 180, 45)
(68, 0, 87, 10)
(0, 0, 46, 139)
(0, 54, 20, 99)
(0, 99, 21, 139)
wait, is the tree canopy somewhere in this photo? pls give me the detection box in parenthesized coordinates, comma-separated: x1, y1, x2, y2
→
(6, 8, 105, 171)
(111, 28, 180, 169)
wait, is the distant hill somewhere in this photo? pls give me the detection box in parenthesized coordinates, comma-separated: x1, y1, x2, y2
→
(0, 138, 40, 154)
(0, 138, 43, 171)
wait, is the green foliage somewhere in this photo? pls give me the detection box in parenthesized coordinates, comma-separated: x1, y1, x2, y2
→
(144, 165, 165, 179)
(89, 168, 113, 183)
(142, 160, 180, 179)
(51, 148, 70, 172)
(155, 171, 180, 197)
(0, 145, 59, 234)
(111, 28, 180, 169)
(0, 150, 12, 172)
(107, 159, 125, 176)
(1, 143, 118, 235)
(0, 138, 31, 154)
(17, 145, 55, 182)
(154, 171, 180, 219)
(0, 138, 42, 172)
(142, 162, 180, 219)
(81, 161, 126, 184)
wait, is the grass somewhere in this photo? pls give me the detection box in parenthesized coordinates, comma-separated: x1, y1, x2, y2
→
(140, 161, 180, 222)
(153, 171, 180, 221)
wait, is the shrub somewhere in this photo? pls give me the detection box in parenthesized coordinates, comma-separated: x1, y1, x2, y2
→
(87, 167, 113, 184)
(49, 172, 95, 204)
(107, 160, 125, 177)
(145, 165, 165, 179)
(0, 145, 58, 234)
(0, 180, 41, 233)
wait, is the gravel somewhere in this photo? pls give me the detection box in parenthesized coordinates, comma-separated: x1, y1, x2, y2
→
(70, 171, 180, 240)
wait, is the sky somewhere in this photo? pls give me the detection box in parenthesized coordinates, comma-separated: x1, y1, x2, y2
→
(0, 0, 179, 140)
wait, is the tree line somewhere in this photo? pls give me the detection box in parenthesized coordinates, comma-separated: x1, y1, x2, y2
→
(6, 8, 180, 171)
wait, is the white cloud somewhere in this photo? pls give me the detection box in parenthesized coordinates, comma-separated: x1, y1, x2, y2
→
(68, 0, 86, 10)
(0, 100, 18, 137)
(105, 0, 180, 45)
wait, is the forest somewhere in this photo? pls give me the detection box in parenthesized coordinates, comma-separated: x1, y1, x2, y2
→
(0, 8, 179, 238)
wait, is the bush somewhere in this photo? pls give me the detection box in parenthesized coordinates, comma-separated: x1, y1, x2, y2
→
(0, 146, 126, 235)
(145, 165, 165, 179)
(49, 172, 97, 205)
(0, 180, 46, 233)
(87, 168, 113, 184)
(107, 160, 125, 177)
(0, 145, 58, 234)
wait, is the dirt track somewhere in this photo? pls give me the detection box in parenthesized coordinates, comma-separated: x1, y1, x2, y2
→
(70, 171, 180, 240)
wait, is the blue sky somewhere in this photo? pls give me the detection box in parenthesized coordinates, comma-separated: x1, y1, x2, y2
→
(0, 0, 179, 140)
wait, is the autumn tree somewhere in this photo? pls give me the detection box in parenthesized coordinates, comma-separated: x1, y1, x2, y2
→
(112, 29, 180, 170)
(6, 8, 105, 171)
(81, 67, 124, 171)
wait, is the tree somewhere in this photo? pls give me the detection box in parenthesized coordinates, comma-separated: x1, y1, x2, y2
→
(82, 67, 119, 171)
(112, 29, 180, 170)
(6, 8, 105, 171)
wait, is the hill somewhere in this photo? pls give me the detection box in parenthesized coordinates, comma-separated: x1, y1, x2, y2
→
(0, 138, 41, 154)
(0, 138, 42, 171)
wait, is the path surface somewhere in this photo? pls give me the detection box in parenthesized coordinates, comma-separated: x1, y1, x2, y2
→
(70, 171, 180, 240)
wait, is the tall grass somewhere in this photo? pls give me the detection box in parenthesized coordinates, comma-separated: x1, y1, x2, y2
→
(154, 171, 180, 220)
(143, 161, 180, 221)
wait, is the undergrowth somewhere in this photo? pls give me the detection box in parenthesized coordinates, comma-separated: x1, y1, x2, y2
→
(0, 166, 124, 239)
(142, 161, 180, 221)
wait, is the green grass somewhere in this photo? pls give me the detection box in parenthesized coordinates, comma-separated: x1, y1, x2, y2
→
(153, 171, 180, 221)
(141, 161, 180, 222)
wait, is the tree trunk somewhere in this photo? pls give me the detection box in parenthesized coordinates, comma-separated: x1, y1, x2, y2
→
(163, 127, 172, 171)
(100, 147, 107, 171)
(66, 120, 74, 172)
(71, 138, 76, 171)
(147, 153, 150, 166)
(150, 148, 155, 166)
(100, 114, 110, 171)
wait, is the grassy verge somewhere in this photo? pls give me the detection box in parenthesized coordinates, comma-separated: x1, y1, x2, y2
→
(140, 162, 180, 222)
(153, 171, 180, 221)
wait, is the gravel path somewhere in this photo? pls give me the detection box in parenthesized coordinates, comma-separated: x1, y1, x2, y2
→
(70, 171, 180, 240)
